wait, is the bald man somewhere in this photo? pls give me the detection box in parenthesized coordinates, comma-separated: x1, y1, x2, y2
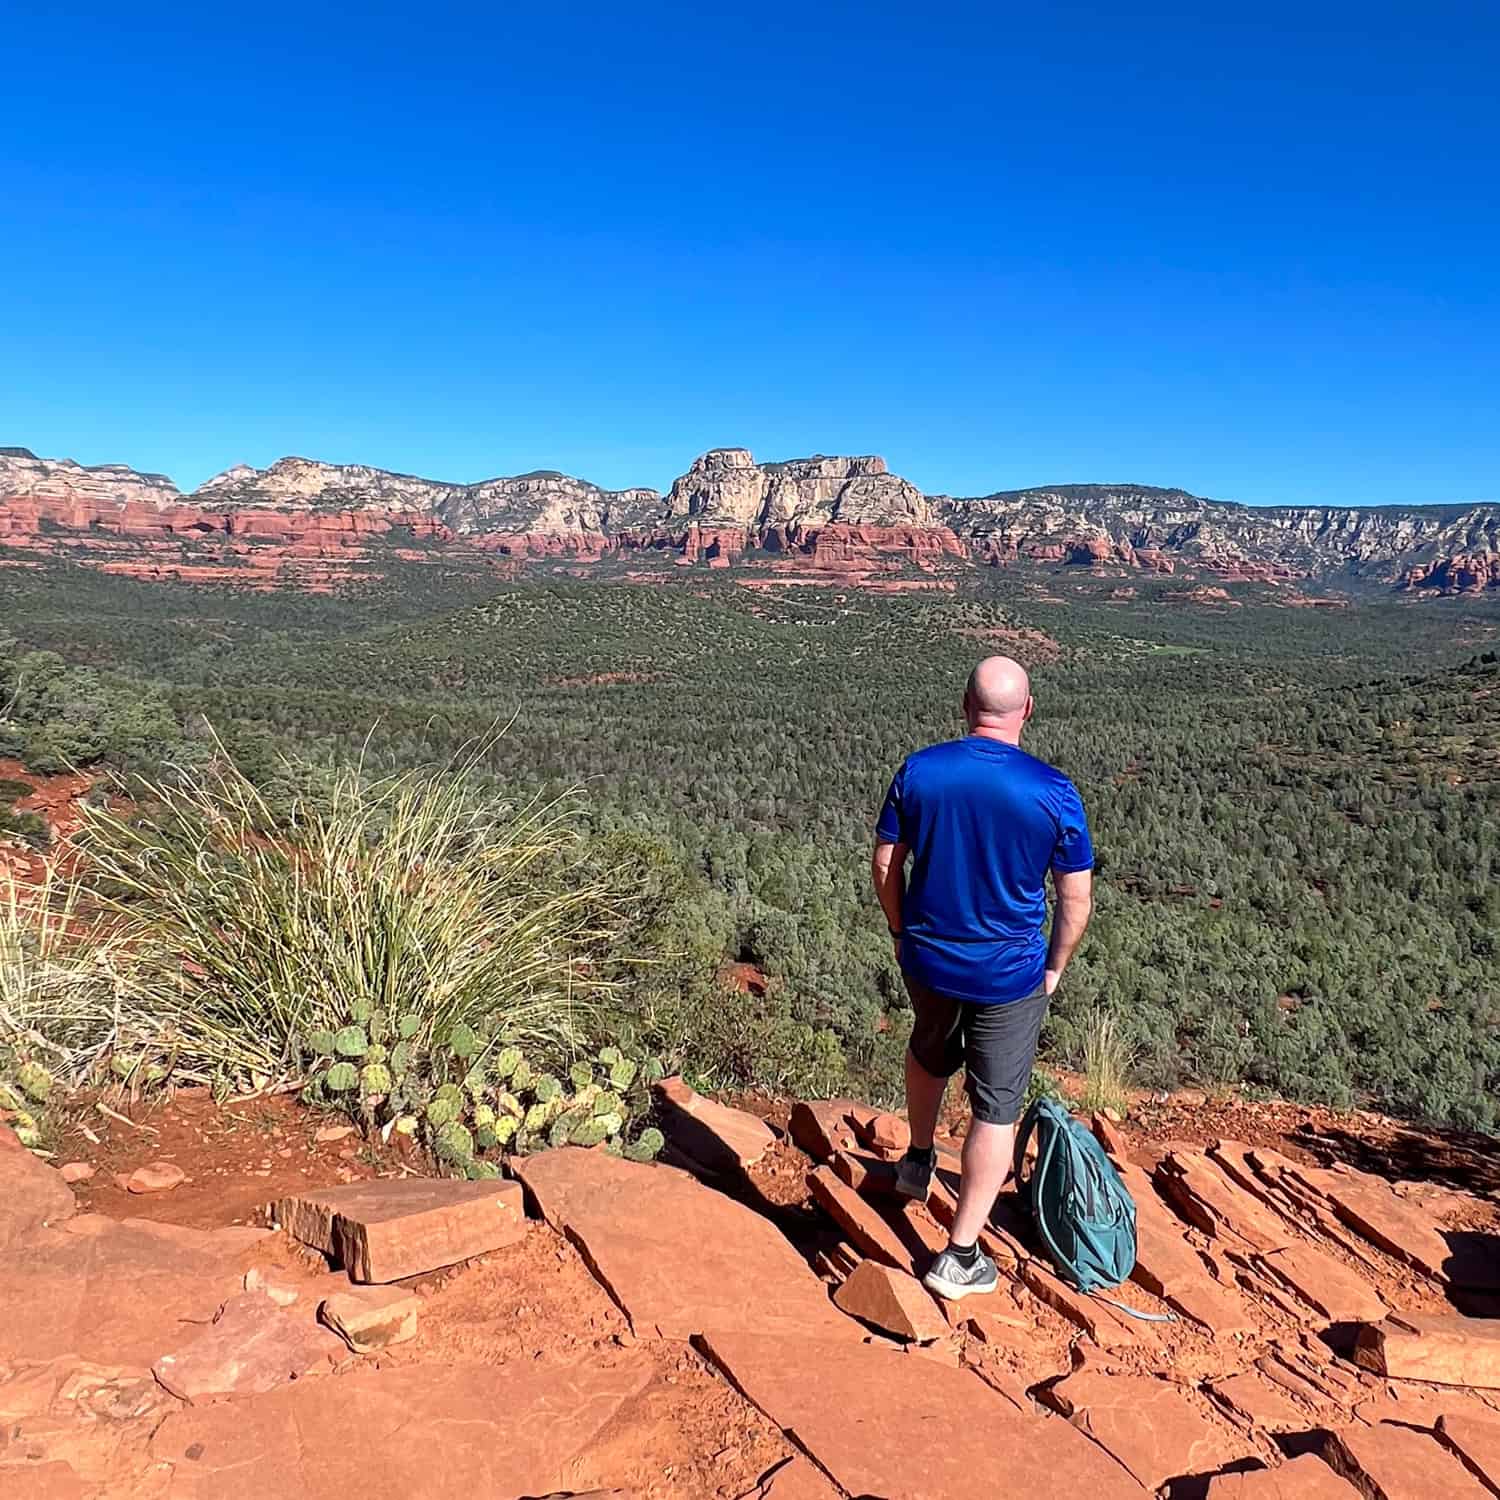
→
(872, 655, 1094, 1300)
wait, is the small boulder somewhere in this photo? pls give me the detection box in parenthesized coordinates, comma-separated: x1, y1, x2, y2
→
(315, 1124, 356, 1143)
(1090, 1112, 1129, 1162)
(319, 1285, 419, 1352)
(59, 1161, 96, 1184)
(859, 1113, 911, 1156)
(833, 1260, 948, 1342)
(124, 1161, 187, 1194)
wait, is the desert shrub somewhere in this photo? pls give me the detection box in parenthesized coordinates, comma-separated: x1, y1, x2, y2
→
(1076, 1008, 1135, 1117)
(0, 864, 166, 1147)
(78, 746, 673, 1164)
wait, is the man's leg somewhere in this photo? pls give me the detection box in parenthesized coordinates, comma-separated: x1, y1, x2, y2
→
(904, 1044, 947, 1151)
(897, 975, 963, 1200)
(923, 987, 1048, 1299)
(949, 1119, 1017, 1244)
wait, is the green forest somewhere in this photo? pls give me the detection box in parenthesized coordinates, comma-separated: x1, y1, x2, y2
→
(3, 555, 1498, 1128)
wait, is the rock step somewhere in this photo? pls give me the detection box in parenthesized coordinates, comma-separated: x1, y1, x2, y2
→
(148, 1359, 654, 1498)
(1326, 1419, 1494, 1499)
(1203, 1453, 1359, 1497)
(516, 1149, 851, 1342)
(1043, 1369, 1256, 1492)
(699, 1331, 1150, 1497)
(1354, 1312, 1500, 1389)
(278, 1177, 526, 1283)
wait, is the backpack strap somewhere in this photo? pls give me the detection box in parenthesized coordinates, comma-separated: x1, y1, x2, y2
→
(1011, 1101, 1045, 1209)
(1091, 1294, 1178, 1323)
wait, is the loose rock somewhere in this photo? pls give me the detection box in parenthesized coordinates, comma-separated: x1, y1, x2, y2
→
(58, 1162, 95, 1185)
(833, 1260, 948, 1342)
(124, 1161, 188, 1194)
(319, 1285, 420, 1351)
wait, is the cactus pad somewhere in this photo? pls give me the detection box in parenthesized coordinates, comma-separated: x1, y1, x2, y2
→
(569, 1061, 595, 1090)
(333, 1026, 369, 1058)
(306, 1028, 338, 1056)
(608, 1057, 639, 1090)
(492, 1045, 522, 1080)
(398, 1013, 421, 1040)
(447, 1022, 479, 1060)
(325, 1061, 359, 1092)
(624, 1127, 665, 1162)
(360, 1062, 392, 1095)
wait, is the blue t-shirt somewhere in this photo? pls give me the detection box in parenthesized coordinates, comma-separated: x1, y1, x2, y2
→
(876, 736, 1093, 1004)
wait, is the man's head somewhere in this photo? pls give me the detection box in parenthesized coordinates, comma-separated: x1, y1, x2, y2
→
(963, 655, 1033, 740)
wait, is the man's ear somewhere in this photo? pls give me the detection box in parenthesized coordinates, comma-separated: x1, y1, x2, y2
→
(1023, 694, 1035, 722)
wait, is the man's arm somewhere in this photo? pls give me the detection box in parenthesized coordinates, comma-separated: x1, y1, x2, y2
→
(1044, 866, 1093, 994)
(871, 840, 909, 958)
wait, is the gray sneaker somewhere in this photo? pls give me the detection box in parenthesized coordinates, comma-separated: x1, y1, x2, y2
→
(923, 1247, 999, 1301)
(894, 1152, 933, 1201)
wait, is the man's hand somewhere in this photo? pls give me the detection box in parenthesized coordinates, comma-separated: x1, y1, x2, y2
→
(1044, 867, 1093, 998)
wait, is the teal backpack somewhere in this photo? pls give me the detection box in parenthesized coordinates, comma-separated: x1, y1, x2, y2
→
(1013, 1096, 1172, 1321)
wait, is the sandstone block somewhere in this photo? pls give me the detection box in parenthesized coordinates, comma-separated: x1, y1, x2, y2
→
(0, 1137, 75, 1249)
(859, 1112, 911, 1155)
(278, 1176, 526, 1283)
(1354, 1313, 1500, 1389)
(788, 1099, 872, 1162)
(833, 1260, 947, 1342)
(58, 1162, 94, 1184)
(1437, 1411, 1500, 1493)
(516, 1150, 849, 1341)
(807, 1166, 916, 1274)
(701, 1331, 1148, 1497)
(1327, 1421, 1491, 1499)
(652, 1075, 775, 1174)
(319, 1285, 419, 1351)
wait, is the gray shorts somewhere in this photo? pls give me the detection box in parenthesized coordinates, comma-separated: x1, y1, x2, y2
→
(904, 972, 1049, 1126)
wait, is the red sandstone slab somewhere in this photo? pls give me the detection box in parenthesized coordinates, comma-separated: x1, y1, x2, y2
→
(1117, 1162, 1253, 1336)
(149, 1357, 653, 1498)
(1046, 1370, 1252, 1490)
(278, 1176, 526, 1282)
(1018, 1259, 1151, 1349)
(807, 1166, 917, 1274)
(152, 1290, 345, 1403)
(1438, 1411, 1500, 1493)
(1208, 1371, 1317, 1433)
(1203, 1454, 1357, 1498)
(0, 1144, 75, 1250)
(652, 1075, 776, 1174)
(1, 1461, 88, 1499)
(0, 1215, 264, 1365)
(700, 1331, 1148, 1497)
(516, 1150, 849, 1341)
(1277, 1159, 1457, 1279)
(1157, 1151, 1295, 1253)
(1354, 1313, 1500, 1389)
(1254, 1243, 1387, 1323)
(831, 1149, 896, 1194)
(1327, 1421, 1492, 1499)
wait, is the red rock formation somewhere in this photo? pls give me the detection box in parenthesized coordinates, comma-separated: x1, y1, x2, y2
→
(1399, 553, 1500, 594)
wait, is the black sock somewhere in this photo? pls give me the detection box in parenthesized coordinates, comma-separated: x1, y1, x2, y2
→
(903, 1144, 936, 1167)
(948, 1240, 979, 1266)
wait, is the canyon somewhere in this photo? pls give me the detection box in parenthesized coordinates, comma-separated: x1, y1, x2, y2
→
(1, 445, 1496, 594)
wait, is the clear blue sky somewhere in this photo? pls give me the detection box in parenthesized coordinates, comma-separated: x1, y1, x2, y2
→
(3, 1, 1496, 506)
